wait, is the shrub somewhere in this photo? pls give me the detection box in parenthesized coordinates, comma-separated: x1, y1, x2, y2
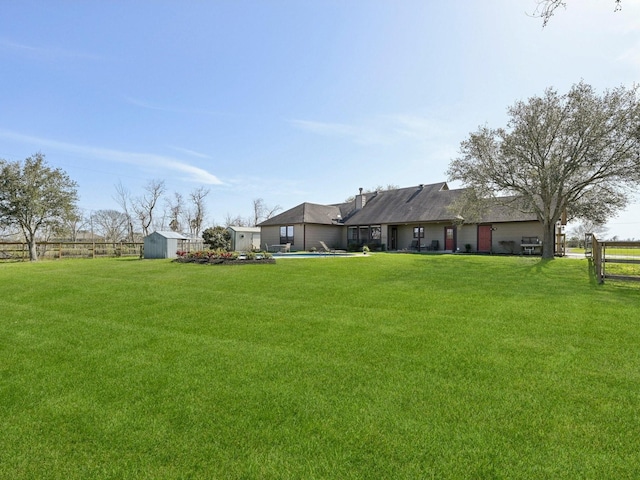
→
(174, 249, 274, 264)
(202, 226, 231, 251)
(498, 240, 516, 254)
(347, 243, 360, 252)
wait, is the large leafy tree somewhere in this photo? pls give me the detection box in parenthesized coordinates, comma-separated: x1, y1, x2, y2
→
(447, 82, 640, 259)
(0, 153, 79, 261)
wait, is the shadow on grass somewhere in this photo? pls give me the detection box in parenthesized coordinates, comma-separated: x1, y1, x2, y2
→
(585, 258, 640, 292)
(526, 258, 554, 274)
(587, 258, 602, 287)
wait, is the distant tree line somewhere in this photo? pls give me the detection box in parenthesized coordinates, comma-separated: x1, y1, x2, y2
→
(0, 153, 281, 260)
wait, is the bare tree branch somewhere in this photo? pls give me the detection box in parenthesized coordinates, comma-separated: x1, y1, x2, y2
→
(131, 179, 166, 237)
(532, 0, 622, 27)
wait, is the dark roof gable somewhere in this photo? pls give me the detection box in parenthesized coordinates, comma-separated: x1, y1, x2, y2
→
(343, 182, 459, 225)
(258, 202, 346, 226)
(258, 182, 538, 227)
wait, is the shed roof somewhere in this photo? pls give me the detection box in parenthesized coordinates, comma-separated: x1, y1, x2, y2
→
(227, 226, 261, 233)
(146, 231, 188, 239)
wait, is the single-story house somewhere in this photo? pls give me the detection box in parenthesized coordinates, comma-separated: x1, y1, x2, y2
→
(227, 226, 261, 252)
(143, 231, 188, 259)
(258, 182, 560, 254)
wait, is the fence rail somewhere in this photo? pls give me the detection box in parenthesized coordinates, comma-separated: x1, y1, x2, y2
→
(585, 234, 640, 284)
(0, 242, 144, 261)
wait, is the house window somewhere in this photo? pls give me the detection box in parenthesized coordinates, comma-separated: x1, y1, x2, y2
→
(359, 226, 369, 243)
(348, 225, 382, 246)
(280, 225, 294, 245)
(413, 227, 424, 238)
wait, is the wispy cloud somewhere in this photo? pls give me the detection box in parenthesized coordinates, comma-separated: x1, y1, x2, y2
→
(124, 96, 223, 116)
(0, 129, 223, 185)
(167, 145, 213, 159)
(617, 40, 640, 70)
(290, 119, 371, 142)
(290, 114, 453, 146)
(0, 38, 101, 61)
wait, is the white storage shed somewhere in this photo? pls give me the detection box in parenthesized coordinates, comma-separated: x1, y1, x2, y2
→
(227, 226, 261, 252)
(143, 231, 187, 259)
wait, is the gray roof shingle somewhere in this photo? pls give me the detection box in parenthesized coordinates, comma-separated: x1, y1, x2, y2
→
(258, 182, 538, 227)
(258, 202, 346, 226)
(343, 182, 458, 225)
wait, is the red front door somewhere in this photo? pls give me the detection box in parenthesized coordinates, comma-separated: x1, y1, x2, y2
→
(478, 225, 492, 253)
(445, 226, 455, 251)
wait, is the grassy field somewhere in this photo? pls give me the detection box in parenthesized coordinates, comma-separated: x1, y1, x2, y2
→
(1, 254, 639, 479)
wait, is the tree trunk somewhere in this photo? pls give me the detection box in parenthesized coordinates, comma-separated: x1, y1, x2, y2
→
(542, 221, 555, 259)
(27, 239, 38, 261)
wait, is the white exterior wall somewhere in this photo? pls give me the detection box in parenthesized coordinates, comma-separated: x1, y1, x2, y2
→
(394, 223, 449, 250)
(303, 225, 344, 251)
(290, 223, 303, 251)
(259, 224, 306, 251)
(456, 224, 477, 252)
(262, 220, 544, 254)
(397, 227, 415, 250)
(260, 226, 281, 251)
(230, 230, 260, 251)
(453, 221, 543, 253)
(491, 221, 542, 254)
(389, 221, 543, 253)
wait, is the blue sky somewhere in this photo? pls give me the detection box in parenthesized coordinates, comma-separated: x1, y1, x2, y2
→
(1, 0, 639, 238)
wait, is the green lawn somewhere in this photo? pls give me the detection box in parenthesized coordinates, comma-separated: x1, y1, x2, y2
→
(1, 254, 639, 479)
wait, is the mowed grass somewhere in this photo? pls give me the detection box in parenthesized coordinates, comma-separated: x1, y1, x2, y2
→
(1, 254, 639, 479)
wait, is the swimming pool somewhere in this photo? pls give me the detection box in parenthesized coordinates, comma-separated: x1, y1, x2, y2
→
(271, 252, 357, 258)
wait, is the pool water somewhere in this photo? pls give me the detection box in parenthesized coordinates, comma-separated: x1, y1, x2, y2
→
(271, 252, 356, 258)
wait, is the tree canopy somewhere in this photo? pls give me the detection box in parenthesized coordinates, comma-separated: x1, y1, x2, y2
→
(0, 153, 79, 261)
(447, 81, 640, 258)
(202, 226, 231, 251)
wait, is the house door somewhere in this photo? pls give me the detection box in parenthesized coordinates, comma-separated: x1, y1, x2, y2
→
(478, 225, 492, 253)
(445, 226, 455, 251)
(389, 226, 398, 250)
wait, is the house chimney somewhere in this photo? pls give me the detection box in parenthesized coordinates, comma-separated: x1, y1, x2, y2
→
(355, 188, 366, 210)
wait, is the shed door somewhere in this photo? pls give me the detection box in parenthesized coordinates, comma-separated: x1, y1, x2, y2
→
(478, 225, 492, 253)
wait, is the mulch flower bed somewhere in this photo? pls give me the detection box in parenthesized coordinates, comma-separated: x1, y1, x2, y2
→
(173, 250, 275, 265)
